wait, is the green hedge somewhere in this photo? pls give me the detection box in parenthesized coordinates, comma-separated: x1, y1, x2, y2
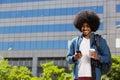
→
(102, 56, 120, 80)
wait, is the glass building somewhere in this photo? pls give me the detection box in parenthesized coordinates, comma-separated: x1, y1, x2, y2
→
(0, 0, 120, 76)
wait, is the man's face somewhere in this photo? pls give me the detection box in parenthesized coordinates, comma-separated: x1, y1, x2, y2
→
(81, 23, 92, 38)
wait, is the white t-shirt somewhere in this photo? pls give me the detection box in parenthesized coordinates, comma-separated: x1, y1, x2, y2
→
(78, 37, 92, 77)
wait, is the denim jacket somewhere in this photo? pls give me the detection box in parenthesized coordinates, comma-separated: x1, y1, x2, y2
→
(66, 33, 111, 80)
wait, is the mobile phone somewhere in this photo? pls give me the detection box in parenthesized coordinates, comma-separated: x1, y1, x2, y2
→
(76, 50, 81, 54)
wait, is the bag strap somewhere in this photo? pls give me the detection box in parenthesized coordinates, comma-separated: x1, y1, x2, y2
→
(94, 34, 103, 55)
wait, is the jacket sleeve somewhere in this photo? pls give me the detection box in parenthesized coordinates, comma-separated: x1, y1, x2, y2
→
(99, 38, 111, 63)
(66, 38, 78, 64)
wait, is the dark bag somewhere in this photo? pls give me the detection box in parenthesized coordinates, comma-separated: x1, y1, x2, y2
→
(94, 34, 112, 75)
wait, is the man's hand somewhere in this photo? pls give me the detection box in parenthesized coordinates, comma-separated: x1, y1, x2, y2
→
(73, 51, 82, 61)
(90, 51, 100, 60)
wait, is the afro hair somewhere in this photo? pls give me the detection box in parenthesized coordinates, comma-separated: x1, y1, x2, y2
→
(73, 10, 100, 32)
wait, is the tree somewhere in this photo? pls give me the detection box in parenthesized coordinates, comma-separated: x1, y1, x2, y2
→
(39, 61, 72, 80)
(102, 56, 120, 80)
(8, 66, 31, 80)
(0, 60, 11, 80)
(30, 77, 41, 80)
(0, 60, 32, 80)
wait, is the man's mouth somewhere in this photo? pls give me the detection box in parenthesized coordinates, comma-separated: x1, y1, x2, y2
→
(83, 30, 88, 33)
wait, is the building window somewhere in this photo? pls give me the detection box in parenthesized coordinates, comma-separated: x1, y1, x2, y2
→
(116, 38, 120, 48)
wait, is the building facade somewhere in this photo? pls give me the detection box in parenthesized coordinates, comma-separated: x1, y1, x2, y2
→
(0, 0, 120, 76)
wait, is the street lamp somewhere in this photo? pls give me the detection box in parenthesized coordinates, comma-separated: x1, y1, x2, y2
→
(116, 25, 120, 30)
(8, 47, 13, 51)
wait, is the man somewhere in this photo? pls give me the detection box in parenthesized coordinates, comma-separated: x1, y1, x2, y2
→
(66, 10, 111, 80)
